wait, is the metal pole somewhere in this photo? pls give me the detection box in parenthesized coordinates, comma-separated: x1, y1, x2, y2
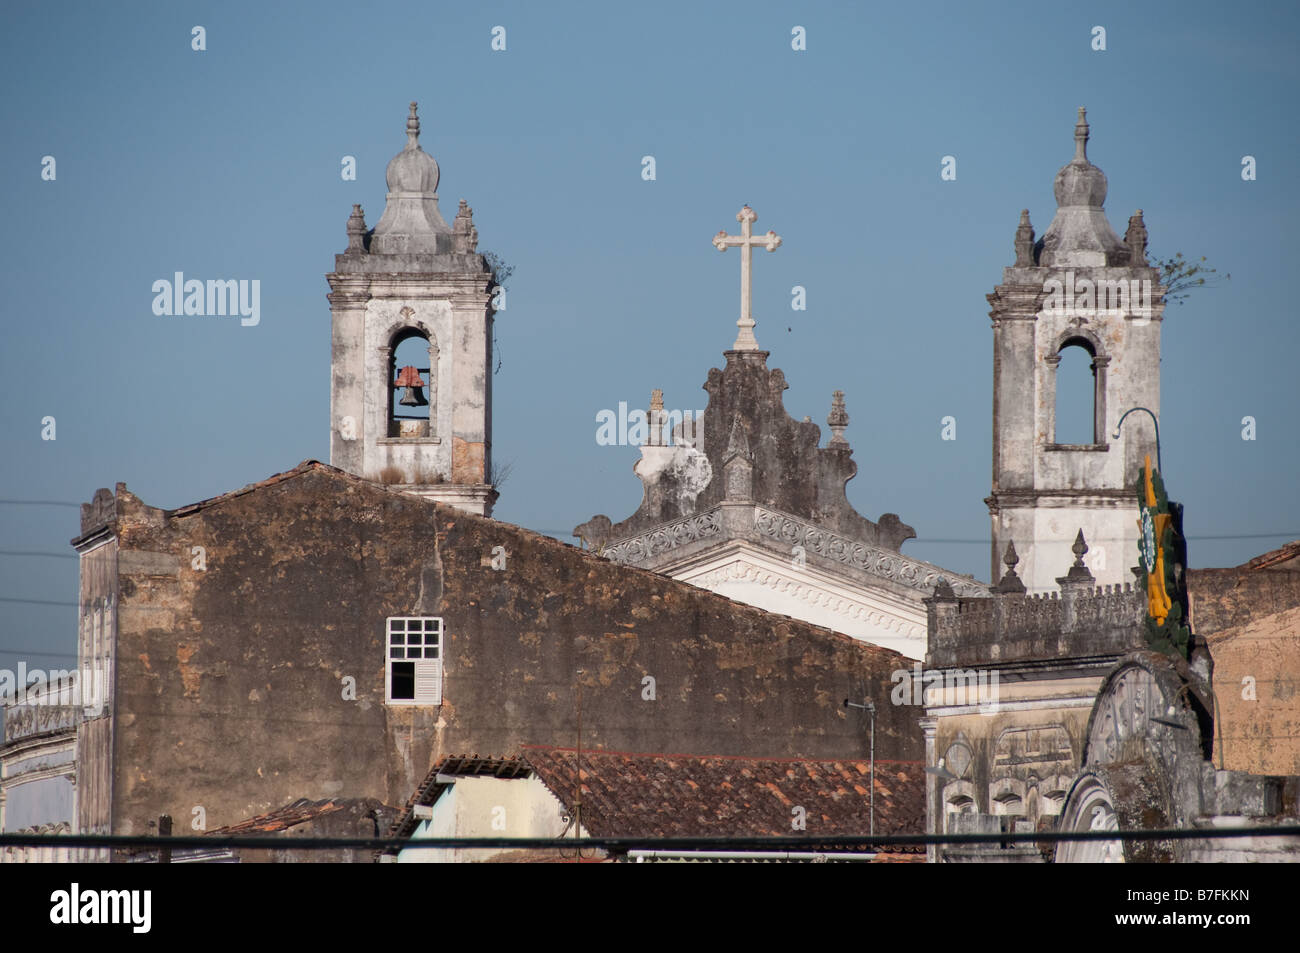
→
(844, 698, 877, 840)
(869, 702, 875, 840)
(1113, 406, 1162, 473)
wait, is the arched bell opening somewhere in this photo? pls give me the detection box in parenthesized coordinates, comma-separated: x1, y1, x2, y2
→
(388, 328, 436, 438)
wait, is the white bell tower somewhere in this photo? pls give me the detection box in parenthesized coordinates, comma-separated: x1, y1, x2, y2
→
(327, 102, 497, 515)
(986, 109, 1166, 590)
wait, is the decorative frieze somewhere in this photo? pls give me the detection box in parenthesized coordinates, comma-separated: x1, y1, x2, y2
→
(688, 560, 924, 639)
(2, 704, 81, 743)
(753, 508, 987, 598)
(603, 509, 723, 564)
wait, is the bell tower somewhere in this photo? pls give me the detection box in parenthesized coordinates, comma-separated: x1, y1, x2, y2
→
(986, 109, 1165, 591)
(327, 102, 497, 515)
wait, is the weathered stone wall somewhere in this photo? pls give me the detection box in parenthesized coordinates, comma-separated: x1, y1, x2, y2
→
(1189, 567, 1300, 775)
(927, 584, 1144, 669)
(73, 531, 117, 844)
(95, 463, 921, 834)
(930, 690, 1093, 825)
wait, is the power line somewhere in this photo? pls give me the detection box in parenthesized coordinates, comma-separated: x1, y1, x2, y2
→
(909, 532, 1300, 544)
(2, 497, 1295, 544)
(1, 824, 1298, 853)
(0, 550, 77, 560)
(537, 529, 1300, 544)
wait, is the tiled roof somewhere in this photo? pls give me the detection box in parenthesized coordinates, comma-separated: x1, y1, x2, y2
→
(211, 797, 356, 835)
(387, 748, 925, 858)
(387, 754, 532, 841)
(520, 747, 925, 847)
(1241, 540, 1300, 572)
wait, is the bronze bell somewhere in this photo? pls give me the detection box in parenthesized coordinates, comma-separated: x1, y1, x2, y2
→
(394, 365, 427, 407)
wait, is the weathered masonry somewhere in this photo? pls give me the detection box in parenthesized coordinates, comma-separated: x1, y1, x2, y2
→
(72, 462, 921, 838)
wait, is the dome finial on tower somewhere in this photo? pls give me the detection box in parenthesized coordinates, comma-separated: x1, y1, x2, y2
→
(369, 100, 449, 252)
(1036, 107, 1126, 266)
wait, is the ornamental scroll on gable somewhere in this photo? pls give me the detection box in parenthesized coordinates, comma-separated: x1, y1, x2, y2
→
(575, 205, 916, 554)
(574, 352, 917, 551)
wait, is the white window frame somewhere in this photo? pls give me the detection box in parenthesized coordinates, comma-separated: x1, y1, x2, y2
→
(385, 616, 443, 705)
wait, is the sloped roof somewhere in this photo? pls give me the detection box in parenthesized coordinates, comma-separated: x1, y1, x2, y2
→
(91, 458, 904, 659)
(388, 754, 532, 841)
(1241, 540, 1300, 572)
(521, 746, 924, 844)
(388, 746, 925, 856)
(212, 797, 357, 835)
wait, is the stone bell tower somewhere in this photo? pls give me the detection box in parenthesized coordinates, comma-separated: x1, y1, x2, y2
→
(986, 108, 1166, 591)
(327, 102, 497, 515)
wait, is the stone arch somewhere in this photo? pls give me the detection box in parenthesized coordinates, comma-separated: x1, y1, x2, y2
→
(1047, 327, 1109, 446)
(381, 314, 441, 439)
(1052, 325, 1106, 358)
(1058, 653, 1209, 862)
(1055, 771, 1125, 863)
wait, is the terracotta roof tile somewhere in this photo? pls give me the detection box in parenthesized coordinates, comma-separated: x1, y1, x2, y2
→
(519, 746, 925, 850)
(212, 797, 352, 835)
(1241, 540, 1300, 572)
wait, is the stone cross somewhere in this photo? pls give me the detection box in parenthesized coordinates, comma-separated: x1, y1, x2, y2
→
(713, 205, 781, 351)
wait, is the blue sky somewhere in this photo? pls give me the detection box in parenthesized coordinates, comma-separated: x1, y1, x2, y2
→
(2, 0, 1298, 675)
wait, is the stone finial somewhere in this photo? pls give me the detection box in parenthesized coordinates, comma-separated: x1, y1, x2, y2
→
(452, 199, 479, 254)
(827, 391, 850, 447)
(406, 101, 421, 145)
(1073, 106, 1089, 161)
(647, 388, 665, 447)
(1056, 529, 1096, 588)
(1054, 106, 1106, 209)
(723, 414, 752, 462)
(1125, 209, 1148, 265)
(346, 204, 368, 254)
(723, 415, 753, 501)
(932, 577, 957, 601)
(1014, 209, 1035, 267)
(995, 540, 1027, 594)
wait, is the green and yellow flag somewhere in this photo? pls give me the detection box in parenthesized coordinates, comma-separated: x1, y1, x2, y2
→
(1136, 454, 1190, 658)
